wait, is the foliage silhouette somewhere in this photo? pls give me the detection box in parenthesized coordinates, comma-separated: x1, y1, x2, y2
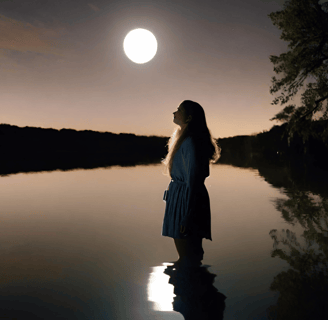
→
(268, 0, 328, 147)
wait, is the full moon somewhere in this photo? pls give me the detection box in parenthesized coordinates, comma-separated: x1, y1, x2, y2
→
(123, 28, 158, 64)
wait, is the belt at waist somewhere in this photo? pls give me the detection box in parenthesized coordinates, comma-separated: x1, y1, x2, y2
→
(171, 179, 186, 185)
(164, 179, 186, 202)
(171, 179, 205, 185)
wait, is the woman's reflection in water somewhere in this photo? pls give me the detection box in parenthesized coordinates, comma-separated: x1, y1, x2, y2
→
(164, 264, 227, 320)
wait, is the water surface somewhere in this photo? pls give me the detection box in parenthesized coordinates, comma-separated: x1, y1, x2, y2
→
(0, 163, 326, 319)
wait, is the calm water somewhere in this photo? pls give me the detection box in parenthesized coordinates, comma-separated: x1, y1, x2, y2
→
(0, 163, 327, 319)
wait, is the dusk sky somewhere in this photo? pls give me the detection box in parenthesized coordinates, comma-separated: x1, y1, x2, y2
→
(1, 0, 292, 138)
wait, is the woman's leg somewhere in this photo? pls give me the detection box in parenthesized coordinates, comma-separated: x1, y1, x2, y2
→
(174, 238, 188, 260)
(188, 236, 204, 261)
(174, 235, 204, 263)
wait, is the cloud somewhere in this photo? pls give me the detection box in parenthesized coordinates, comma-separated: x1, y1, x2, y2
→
(0, 48, 23, 73)
(259, 0, 285, 5)
(0, 14, 68, 56)
(88, 3, 100, 12)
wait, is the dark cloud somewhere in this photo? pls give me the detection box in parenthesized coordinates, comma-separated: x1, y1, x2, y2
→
(88, 3, 100, 12)
(0, 14, 67, 55)
(259, 0, 285, 5)
(0, 0, 101, 25)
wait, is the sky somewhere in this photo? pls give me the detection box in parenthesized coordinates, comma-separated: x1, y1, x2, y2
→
(1, 0, 292, 138)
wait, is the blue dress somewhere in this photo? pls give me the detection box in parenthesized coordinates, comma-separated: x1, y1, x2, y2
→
(162, 136, 212, 240)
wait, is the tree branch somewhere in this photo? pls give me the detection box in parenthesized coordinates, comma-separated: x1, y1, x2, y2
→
(298, 93, 328, 122)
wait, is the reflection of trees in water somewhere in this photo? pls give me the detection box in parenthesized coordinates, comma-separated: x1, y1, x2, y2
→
(272, 190, 328, 229)
(164, 266, 226, 320)
(267, 190, 328, 320)
(215, 153, 328, 319)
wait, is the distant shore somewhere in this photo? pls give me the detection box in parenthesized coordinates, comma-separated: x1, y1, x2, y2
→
(0, 122, 327, 176)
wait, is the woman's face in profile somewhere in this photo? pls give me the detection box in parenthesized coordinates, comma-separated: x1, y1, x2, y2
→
(173, 105, 186, 127)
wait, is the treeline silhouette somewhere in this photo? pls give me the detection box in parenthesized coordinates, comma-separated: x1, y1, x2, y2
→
(1, 120, 327, 176)
(217, 120, 328, 169)
(0, 124, 168, 175)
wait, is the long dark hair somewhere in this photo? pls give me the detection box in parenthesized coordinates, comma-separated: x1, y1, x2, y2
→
(162, 100, 221, 178)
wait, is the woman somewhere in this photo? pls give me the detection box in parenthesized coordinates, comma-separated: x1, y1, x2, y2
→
(162, 100, 221, 266)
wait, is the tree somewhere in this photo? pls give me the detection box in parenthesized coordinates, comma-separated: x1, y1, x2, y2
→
(268, 0, 328, 147)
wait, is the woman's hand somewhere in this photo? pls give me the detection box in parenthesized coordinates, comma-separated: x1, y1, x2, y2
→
(180, 225, 190, 238)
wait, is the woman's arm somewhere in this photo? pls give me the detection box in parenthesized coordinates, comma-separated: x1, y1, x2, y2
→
(180, 137, 205, 231)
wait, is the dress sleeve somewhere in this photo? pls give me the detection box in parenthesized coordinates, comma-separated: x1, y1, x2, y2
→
(181, 137, 205, 228)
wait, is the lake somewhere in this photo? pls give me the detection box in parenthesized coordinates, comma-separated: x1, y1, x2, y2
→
(0, 162, 327, 319)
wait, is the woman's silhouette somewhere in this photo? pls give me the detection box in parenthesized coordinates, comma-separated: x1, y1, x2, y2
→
(162, 100, 221, 267)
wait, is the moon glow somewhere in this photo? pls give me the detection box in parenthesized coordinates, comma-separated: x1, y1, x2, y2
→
(123, 28, 158, 64)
